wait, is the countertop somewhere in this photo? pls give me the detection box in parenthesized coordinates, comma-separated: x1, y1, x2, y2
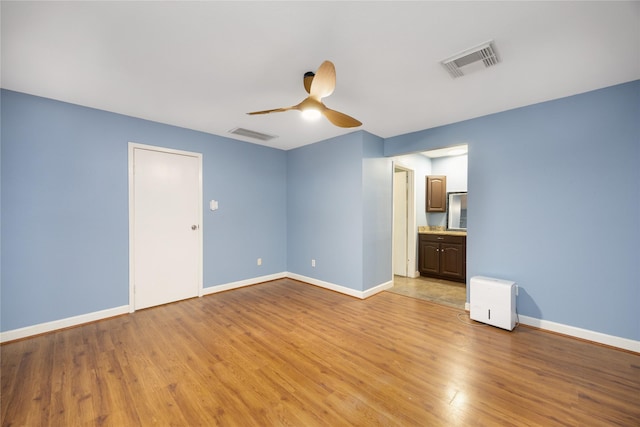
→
(418, 226, 467, 237)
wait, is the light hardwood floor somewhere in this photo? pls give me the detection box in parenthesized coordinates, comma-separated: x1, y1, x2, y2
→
(2, 278, 639, 426)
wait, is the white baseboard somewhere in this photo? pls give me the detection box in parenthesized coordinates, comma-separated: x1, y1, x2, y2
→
(202, 272, 287, 296)
(286, 272, 391, 299)
(0, 272, 288, 343)
(286, 272, 363, 298)
(517, 314, 640, 353)
(462, 304, 638, 352)
(362, 279, 394, 298)
(0, 305, 130, 343)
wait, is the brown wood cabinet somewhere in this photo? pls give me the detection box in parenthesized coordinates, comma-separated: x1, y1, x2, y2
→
(418, 233, 466, 283)
(426, 175, 446, 212)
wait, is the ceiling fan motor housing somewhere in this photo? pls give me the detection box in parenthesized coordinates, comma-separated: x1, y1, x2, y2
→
(303, 71, 315, 94)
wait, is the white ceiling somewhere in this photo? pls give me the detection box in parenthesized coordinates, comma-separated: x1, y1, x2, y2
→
(2, 1, 639, 151)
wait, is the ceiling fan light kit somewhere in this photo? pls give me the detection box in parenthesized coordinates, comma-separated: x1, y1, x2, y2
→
(301, 108, 322, 121)
(247, 60, 362, 128)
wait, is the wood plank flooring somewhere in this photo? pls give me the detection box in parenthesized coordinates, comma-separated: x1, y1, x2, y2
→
(2, 278, 639, 426)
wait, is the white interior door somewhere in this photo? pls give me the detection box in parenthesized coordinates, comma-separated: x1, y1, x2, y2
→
(393, 170, 408, 276)
(130, 144, 202, 310)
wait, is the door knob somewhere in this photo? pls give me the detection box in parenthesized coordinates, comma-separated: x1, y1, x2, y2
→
(191, 225, 198, 230)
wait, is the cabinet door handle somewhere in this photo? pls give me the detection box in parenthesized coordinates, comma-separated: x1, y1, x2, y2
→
(437, 237, 444, 240)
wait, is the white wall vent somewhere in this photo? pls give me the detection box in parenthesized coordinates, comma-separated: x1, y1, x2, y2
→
(229, 127, 277, 141)
(441, 41, 500, 78)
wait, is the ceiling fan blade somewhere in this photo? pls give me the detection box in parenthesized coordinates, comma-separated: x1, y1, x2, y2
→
(246, 107, 293, 115)
(323, 108, 362, 128)
(310, 61, 336, 99)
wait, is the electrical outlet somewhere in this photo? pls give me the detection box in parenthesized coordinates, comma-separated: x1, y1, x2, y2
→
(257, 258, 262, 266)
(311, 259, 316, 267)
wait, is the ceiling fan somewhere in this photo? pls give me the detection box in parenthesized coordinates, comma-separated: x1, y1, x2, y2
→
(247, 60, 362, 128)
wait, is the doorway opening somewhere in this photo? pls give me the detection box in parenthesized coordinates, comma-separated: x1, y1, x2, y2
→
(389, 146, 468, 309)
(392, 164, 416, 278)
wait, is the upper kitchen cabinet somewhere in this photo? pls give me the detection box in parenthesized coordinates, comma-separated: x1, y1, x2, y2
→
(426, 175, 446, 212)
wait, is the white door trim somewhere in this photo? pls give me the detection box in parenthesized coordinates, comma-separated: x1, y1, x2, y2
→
(128, 142, 203, 313)
(393, 169, 408, 276)
(392, 161, 417, 279)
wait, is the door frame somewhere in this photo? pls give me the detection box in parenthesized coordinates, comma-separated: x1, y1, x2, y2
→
(128, 142, 203, 313)
(392, 161, 417, 279)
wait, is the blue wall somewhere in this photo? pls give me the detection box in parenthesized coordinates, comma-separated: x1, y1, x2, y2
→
(1, 89, 287, 331)
(286, 131, 393, 292)
(286, 131, 392, 292)
(428, 154, 468, 228)
(2, 80, 639, 342)
(386, 80, 640, 341)
(362, 132, 392, 290)
(287, 132, 366, 289)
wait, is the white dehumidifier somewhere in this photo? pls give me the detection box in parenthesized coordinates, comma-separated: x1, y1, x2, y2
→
(470, 276, 517, 330)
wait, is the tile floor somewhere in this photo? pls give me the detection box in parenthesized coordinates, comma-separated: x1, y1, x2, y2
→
(387, 275, 467, 310)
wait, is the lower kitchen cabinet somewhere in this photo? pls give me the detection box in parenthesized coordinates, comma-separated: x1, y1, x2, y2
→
(418, 233, 466, 283)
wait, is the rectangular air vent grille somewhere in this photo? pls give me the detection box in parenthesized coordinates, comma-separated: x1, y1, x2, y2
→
(229, 127, 277, 141)
(441, 41, 500, 78)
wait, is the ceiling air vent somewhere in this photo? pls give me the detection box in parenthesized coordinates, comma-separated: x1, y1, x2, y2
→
(441, 41, 500, 78)
(229, 127, 277, 142)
